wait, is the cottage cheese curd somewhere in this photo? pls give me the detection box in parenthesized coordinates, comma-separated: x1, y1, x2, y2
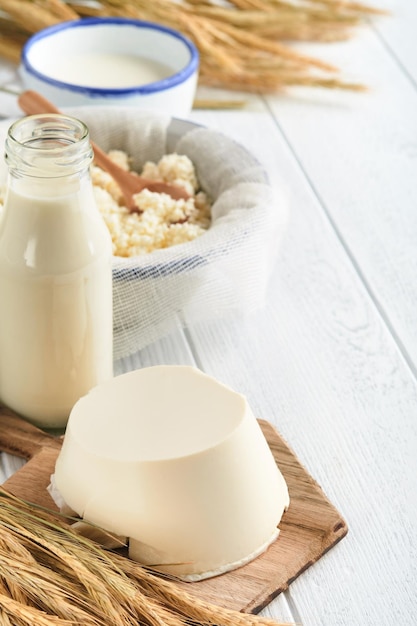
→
(92, 151, 211, 257)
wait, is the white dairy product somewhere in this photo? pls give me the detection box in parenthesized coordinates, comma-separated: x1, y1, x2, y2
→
(43, 53, 173, 88)
(54, 365, 290, 580)
(0, 182, 113, 427)
(0, 114, 113, 428)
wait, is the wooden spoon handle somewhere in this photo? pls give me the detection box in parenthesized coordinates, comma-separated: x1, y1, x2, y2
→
(18, 89, 61, 116)
(17, 90, 147, 186)
(17, 90, 191, 205)
(0, 407, 61, 460)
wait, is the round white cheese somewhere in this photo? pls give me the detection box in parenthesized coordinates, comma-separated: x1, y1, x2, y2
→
(54, 365, 290, 580)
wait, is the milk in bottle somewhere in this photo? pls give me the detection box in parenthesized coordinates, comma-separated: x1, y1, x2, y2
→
(0, 114, 113, 428)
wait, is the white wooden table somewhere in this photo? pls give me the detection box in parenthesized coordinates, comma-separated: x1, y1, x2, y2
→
(0, 1, 416, 624)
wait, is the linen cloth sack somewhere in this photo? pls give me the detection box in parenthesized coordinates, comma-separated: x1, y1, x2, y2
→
(0, 108, 288, 359)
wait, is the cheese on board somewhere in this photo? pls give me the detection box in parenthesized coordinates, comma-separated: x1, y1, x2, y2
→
(53, 365, 290, 580)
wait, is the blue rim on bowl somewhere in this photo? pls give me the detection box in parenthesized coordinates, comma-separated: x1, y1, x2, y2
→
(20, 17, 199, 97)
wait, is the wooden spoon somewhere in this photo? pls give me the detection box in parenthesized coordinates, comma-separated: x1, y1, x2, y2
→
(17, 90, 190, 212)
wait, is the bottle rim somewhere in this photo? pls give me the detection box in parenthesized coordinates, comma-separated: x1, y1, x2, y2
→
(5, 113, 93, 177)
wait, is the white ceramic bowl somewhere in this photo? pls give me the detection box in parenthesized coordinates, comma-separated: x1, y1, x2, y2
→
(19, 17, 199, 117)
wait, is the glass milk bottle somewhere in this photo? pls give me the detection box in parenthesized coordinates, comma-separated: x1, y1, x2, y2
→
(0, 114, 113, 428)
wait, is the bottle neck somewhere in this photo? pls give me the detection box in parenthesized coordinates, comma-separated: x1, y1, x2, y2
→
(0, 117, 110, 273)
(5, 113, 93, 181)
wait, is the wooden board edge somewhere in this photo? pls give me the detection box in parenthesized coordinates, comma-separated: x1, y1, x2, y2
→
(0, 416, 349, 615)
(246, 523, 348, 614)
(245, 419, 349, 613)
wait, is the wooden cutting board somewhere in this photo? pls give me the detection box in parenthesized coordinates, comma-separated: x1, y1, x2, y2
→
(0, 408, 347, 614)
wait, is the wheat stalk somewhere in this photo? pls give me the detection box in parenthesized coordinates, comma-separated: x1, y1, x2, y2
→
(0, 489, 292, 626)
(0, 0, 62, 33)
(0, 0, 385, 95)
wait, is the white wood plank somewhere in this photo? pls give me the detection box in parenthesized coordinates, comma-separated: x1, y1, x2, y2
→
(263, 594, 296, 626)
(0, 453, 25, 482)
(370, 0, 417, 84)
(261, 10, 417, 376)
(0, 61, 21, 118)
(186, 105, 417, 625)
